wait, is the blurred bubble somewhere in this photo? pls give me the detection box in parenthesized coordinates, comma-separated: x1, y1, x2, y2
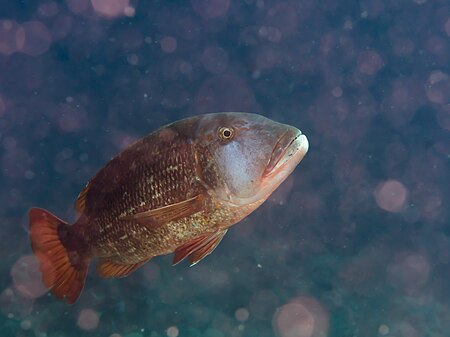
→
(124, 6, 135, 17)
(255, 46, 283, 71)
(38, 2, 59, 17)
(0, 96, 5, 116)
(179, 61, 193, 75)
(0, 287, 34, 318)
(191, 0, 230, 19)
(445, 17, 450, 37)
(91, 0, 130, 18)
(357, 50, 384, 75)
(259, 26, 283, 43)
(56, 103, 89, 133)
(264, 2, 301, 38)
(381, 78, 423, 127)
(331, 86, 343, 98)
(77, 308, 100, 330)
(387, 252, 430, 294)
(436, 104, 450, 131)
(201, 46, 229, 74)
(160, 36, 177, 53)
(426, 36, 449, 63)
(235, 308, 249, 322)
(127, 54, 139, 65)
(167, 326, 179, 337)
(378, 324, 389, 335)
(20, 319, 32, 330)
(392, 37, 415, 57)
(411, 182, 443, 221)
(273, 297, 329, 337)
(425, 70, 450, 104)
(66, 0, 90, 14)
(360, 0, 385, 18)
(0, 20, 23, 55)
(274, 303, 314, 337)
(11, 255, 47, 300)
(20, 21, 52, 57)
(374, 180, 408, 213)
(110, 334, 122, 337)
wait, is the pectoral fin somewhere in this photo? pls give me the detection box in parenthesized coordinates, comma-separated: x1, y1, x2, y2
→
(173, 229, 228, 266)
(122, 194, 205, 226)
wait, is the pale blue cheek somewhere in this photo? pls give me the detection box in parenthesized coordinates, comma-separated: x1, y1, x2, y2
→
(216, 142, 254, 194)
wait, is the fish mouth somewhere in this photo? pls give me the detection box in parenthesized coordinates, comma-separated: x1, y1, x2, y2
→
(263, 130, 309, 178)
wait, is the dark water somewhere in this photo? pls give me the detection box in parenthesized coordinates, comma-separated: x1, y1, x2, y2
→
(1, 1, 449, 336)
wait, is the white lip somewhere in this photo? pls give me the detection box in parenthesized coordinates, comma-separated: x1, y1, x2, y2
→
(265, 132, 309, 178)
(222, 132, 309, 207)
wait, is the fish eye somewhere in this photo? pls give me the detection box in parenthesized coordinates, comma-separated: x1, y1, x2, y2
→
(218, 127, 234, 141)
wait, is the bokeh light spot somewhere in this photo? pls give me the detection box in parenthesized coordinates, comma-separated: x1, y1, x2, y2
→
(387, 252, 431, 294)
(425, 70, 450, 104)
(20, 319, 32, 330)
(160, 36, 177, 53)
(273, 297, 329, 337)
(11, 255, 47, 300)
(167, 326, 179, 337)
(91, 0, 130, 18)
(357, 50, 384, 75)
(191, 0, 230, 19)
(445, 17, 450, 37)
(20, 21, 52, 57)
(77, 308, 100, 330)
(235, 307, 250, 322)
(66, 0, 90, 14)
(0, 20, 22, 55)
(374, 180, 408, 213)
(436, 105, 450, 131)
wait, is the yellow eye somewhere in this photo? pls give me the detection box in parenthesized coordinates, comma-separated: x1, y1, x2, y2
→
(218, 127, 234, 140)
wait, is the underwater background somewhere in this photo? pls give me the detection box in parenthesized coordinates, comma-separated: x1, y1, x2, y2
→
(1, 0, 449, 336)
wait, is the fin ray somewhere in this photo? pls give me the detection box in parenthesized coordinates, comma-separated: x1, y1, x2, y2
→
(122, 194, 205, 226)
(172, 229, 228, 266)
(75, 181, 91, 213)
(97, 259, 147, 278)
(29, 207, 89, 304)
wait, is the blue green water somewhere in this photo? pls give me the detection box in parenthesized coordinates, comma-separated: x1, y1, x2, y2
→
(1, 1, 449, 336)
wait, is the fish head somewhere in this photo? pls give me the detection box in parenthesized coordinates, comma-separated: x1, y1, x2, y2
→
(194, 112, 309, 206)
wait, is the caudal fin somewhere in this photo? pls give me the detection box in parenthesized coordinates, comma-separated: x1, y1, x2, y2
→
(29, 208, 88, 304)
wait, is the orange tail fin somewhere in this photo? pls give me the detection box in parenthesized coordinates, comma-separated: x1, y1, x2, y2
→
(29, 208, 89, 304)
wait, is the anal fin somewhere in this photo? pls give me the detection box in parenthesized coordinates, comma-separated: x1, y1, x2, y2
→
(172, 229, 228, 267)
(97, 259, 148, 278)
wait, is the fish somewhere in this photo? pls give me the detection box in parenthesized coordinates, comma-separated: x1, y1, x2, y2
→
(29, 112, 309, 304)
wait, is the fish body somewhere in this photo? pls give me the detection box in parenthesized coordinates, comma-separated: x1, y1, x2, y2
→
(29, 112, 309, 303)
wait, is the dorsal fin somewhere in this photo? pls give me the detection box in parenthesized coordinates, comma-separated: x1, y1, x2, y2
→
(75, 181, 91, 214)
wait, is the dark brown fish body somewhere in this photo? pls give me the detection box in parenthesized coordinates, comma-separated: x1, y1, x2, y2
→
(29, 112, 309, 303)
